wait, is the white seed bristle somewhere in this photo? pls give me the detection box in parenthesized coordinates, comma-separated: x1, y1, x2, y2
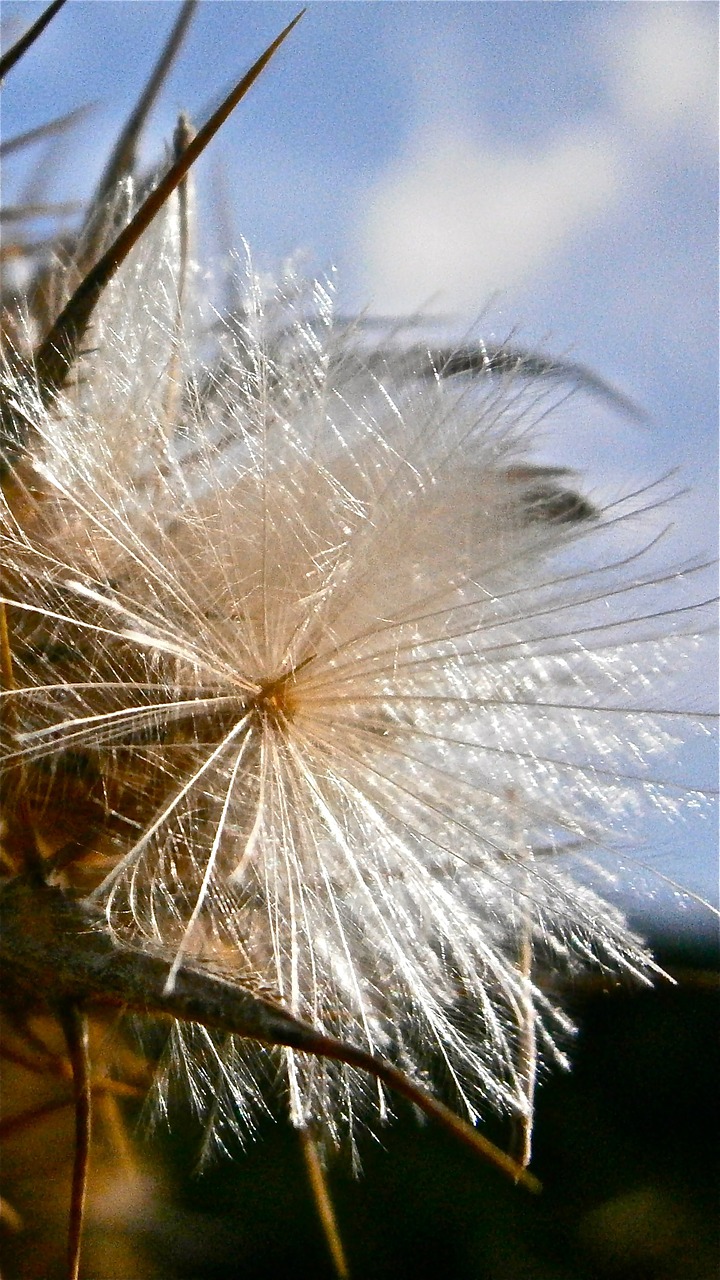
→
(1, 162, 713, 1159)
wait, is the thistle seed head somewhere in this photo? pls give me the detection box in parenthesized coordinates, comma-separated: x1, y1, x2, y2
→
(0, 0, 715, 1198)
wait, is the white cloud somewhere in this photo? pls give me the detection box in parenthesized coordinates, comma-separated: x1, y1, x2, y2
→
(360, 126, 619, 315)
(606, 3, 717, 144)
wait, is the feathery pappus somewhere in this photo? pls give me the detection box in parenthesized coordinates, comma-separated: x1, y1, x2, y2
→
(0, 4, 716, 1277)
(3, 242, 701, 1126)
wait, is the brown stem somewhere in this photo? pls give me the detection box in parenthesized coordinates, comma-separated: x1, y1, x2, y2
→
(300, 1126, 351, 1279)
(57, 1002, 92, 1280)
(0, 878, 541, 1193)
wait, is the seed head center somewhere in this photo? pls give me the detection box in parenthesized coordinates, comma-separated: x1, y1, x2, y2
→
(254, 672, 300, 726)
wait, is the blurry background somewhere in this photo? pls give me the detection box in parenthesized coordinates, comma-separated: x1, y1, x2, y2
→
(101, 943, 720, 1280)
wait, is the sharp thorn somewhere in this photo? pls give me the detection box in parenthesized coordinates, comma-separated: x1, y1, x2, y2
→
(0, 0, 69, 81)
(32, 8, 306, 399)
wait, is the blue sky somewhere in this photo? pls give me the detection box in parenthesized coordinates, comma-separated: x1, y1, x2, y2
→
(2, 0, 717, 925)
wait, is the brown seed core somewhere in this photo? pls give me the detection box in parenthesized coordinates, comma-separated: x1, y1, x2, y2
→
(254, 673, 299, 725)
